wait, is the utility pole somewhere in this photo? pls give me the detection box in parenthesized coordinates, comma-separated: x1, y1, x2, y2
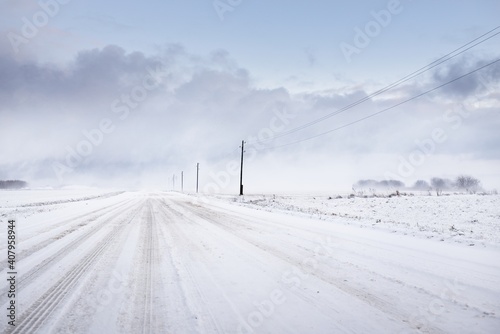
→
(196, 163, 199, 193)
(239, 140, 245, 196)
(172, 174, 175, 191)
(181, 171, 184, 192)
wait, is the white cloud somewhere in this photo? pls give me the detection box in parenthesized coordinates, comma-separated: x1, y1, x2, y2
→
(1, 45, 499, 191)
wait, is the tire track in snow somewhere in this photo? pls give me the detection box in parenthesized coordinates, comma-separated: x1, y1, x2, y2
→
(169, 198, 448, 334)
(138, 199, 162, 334)
(141, 201, 156, 334)
(122, 199, 167, 334)
(5, 199, 144, 334)
(146, 200, 203, 333)
(154, 199, 226, 333)
(0, 197, 136, 272)
(0, 198, 139, 297)
(163, 199, 356, 332)
(157, 197, 313, 333)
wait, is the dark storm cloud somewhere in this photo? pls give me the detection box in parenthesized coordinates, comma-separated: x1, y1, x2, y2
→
(0, 45, 164, 109)
(432, 56, 500, 98)
(0, 44, 300, 185)
(1, 45, 498, 188)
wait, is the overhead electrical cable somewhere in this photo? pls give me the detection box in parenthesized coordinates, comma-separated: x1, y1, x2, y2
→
(247, 26, 500, 145)
(261, 57, 500, 150)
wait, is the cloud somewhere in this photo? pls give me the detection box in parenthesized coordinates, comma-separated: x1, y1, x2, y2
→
(1, 45, 499, 190)
(0, 45, 165, 108)
(432, 55, 500, 98)
(0, 44, 296, 184)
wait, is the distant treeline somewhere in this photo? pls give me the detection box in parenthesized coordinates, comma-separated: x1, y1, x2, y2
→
(354, 179, 404, 189)
(0, 180, 28, 189)
(354, 175, 482, 194)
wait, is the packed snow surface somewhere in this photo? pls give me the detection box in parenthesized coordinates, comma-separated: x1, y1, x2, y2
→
(0, 189, 499, 333)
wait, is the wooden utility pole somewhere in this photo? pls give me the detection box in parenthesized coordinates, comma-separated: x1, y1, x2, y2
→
(196, 163, 199, 193)
(172, 174, 175, 190)
(181, 171, 184, 192)
(239, 140, 245, 196)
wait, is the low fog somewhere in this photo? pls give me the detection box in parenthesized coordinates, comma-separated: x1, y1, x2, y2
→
(1, 45, 499, 193)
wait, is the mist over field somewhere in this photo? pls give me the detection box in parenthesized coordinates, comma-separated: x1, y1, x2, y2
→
(1, 2, 500, 334)
(1, 1, 500, 192)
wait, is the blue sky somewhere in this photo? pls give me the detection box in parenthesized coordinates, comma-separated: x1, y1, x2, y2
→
(1, 0, 500, 191)
(6, 0, 500, 87)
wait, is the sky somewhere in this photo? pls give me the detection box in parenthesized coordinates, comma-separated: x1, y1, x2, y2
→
(0, 0, 499, 193)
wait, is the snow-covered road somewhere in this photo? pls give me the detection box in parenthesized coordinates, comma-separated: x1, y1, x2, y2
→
(1, 191, 499, 333)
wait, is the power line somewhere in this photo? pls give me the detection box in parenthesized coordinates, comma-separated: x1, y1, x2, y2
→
(262, 57, 500, 150)
(248, 25, 500, 144)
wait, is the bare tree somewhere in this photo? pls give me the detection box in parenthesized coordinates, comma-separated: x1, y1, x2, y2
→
(0, 180, 28, 189)
(354, 179, 405, 190)
(455, 175, 481, 194)
(431, 177, 445, 196)
(413, 180, 430, 190)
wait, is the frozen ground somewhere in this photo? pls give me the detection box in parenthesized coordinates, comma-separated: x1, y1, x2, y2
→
(211, 192, 500, 247)
(0, 189, 499, 333)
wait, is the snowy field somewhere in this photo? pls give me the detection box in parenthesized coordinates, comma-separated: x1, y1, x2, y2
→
(211, 192, 500, 247)
(0, 189, 499, 333)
